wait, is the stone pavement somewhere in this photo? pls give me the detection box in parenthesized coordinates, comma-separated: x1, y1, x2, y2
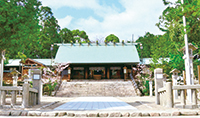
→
(54, 97, 137, 111)
(1, 96, 200, 117)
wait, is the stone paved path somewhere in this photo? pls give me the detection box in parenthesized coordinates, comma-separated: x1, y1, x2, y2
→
(54, 97, 137, 111)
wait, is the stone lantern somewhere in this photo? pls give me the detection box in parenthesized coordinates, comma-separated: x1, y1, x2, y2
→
(23, 74, 31, 84)
(170, 69, 180, 99)
(10, 69, 21, 86)
(180, 43, 197, 102)
(179, 43, 197, 85)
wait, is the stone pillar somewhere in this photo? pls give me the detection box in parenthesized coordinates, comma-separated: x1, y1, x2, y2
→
(166, 82, 173, 108)
(68, 67, 71, 81)
(107, 67, 110, 79)
(170, 69, 180, 100)
(192, 89, 197, 108)
(0, 90, 6, 105)
(149, 80, 153, 97)
(123, 66, 127, 81)
(11, 91, 16, 106)
(22, 83, 29, 108)
(180, 89, 186, 108)
(154, 68, 163, 105)
(32, 69, 42, 105)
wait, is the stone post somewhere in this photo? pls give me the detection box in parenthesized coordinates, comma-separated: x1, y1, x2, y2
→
(154, 68, 163, 104)
(180, 89, 186, 108)
(149, 80, 153, 97)
(170, 69, 180, 100)
(11, 91, 16, 106)
(0, 90, 6, 105)
(192, 89, 197, 108)
(32, 69, 42, 105)
(166, 82, 173, 108)
(22, 82, 29, 108)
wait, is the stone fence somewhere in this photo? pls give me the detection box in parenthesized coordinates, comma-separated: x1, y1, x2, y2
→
(0, 83, 39, 108)
(158, 82, 200, 108)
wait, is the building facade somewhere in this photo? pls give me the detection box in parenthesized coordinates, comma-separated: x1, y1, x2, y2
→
(55, 42, 140, 80)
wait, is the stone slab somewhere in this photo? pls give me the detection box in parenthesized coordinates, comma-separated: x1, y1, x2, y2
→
(54, 97, 137, 111)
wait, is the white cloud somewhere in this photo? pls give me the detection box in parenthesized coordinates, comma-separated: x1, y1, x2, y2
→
(41, 0, 168, 41)
(57, 16, 73, 29)
(41, 0, 101, 10)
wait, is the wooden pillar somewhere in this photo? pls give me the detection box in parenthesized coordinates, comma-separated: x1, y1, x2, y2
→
(183, 71, 187, 99)
(68, 67, 71, 81)
(90, 70, 93, 79)
(107, 67, 110, 79)
(85, 68, 88, 79)
(123, 66, 127, 81)
(198, 65, 200, 84)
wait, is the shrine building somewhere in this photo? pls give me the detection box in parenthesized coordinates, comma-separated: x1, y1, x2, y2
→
(55, 42, 140, 80)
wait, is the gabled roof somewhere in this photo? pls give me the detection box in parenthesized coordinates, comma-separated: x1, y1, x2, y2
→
(179, 43, 198, 51)
(55, 43, 140, 64)
(5, 59, 54, 66)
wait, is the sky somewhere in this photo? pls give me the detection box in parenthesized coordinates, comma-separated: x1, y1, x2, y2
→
(40, 0, 175, 42)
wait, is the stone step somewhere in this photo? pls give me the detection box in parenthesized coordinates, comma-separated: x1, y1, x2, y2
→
(56, 80, 137, 97)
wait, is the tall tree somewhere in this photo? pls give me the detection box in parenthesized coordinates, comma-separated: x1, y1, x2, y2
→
(105, 34, 119, 43)
(37, 6, 61, 58)
(59, 28, 74, 43)
(150, 0, 200, 75)
(0, 0, 41, 59)
(71, 29, 89, 43)
(136, 32, 157, 58)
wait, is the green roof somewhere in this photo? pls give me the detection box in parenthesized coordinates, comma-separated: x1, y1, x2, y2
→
(55, 43, 140, 64)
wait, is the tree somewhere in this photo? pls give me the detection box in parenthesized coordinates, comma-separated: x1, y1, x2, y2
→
(59, 28, 74, 43)
(0, 0, 42, 59)
(150, 0, 200, 75)
(105, 34, 119, 43)
(37, 6, 61, 58)
(72, 29, 90, 43)
(136, 32, 157, 58)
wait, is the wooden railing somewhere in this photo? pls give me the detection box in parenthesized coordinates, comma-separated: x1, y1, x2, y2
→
(0, 83, 38, 108)
(158, 82, 200, 108)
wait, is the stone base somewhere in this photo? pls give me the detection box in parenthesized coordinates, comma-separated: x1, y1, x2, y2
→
(174, 104, 198, 109)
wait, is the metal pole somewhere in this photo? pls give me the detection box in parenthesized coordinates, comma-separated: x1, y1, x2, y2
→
(181, 0, 192, 103)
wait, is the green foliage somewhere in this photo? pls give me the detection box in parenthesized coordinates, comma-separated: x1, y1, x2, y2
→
(150, 0, 200, 76)
(0, 0, 41, 59)
(105, 34, 119, 43)
(45, 78, 58, 96)
(136, 32, 157, 58)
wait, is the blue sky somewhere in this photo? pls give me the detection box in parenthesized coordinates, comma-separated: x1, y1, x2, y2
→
(41, 0, 176, 42)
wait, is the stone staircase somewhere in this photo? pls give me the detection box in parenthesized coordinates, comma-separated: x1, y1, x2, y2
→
(56, 80, 137, 97)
